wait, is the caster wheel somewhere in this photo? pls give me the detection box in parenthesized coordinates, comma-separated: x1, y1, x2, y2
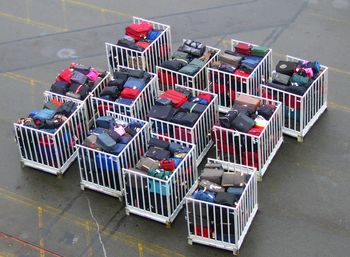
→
(165, 222, 171, 229)
(125, 209, 130, 216)
(57, 173, 63, 179)
(187, 238, 193, 245)
(80, 184, 85, 191)
(297, 136, 303, 143)
(20, 161, 25, 169)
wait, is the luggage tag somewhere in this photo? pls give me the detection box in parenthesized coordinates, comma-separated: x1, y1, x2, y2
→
(114, 125, 126, 136)
(254, 115, 268, 128)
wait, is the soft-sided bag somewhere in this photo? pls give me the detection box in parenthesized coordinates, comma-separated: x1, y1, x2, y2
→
(219, 53, 242, 66)
(100, 86, 119, 98)
(58, 68, 73, 83)
(192, 189, 215, 203)
(111, 143, 126, 155)
(285, 85, 307, 96)
(251, 45, 269, 57)
(257, 104, 275, 120)
(55, 102, 76, 116)
(70, 71, 88, 85)
(180, 39, 206, 58)
(219, 109, 239, 128)
(290, 74, 312, 88)
(272, 72, 291, 86)
(147, 30, 162, 40)
(178, 64, 200, 76)
(200, 167, 224, 185)
(234, 42, 252, 55)
(83, 134, 101, 150)
(227, 187, 244, 197)
(123, 77, 146, 91)
(67, 84, 90, 100)
(119, 135, 133, 144)
(199, 179, 225, 193)
(160, 160, 175, 171)
(136, 156, 160, 171)
(235, 94, 261, 113)
(97, 133, 117, 152)
(160, 90, 187, 108)
(86, 69, 99, 81)
(148, 105, 177, 121)
(148, 138, 169, 149)
(96, 116, 115, 129)
(120, 88, 140, 99)
(166, 158, 182, 168)
(148, 168, 172, 180)
(180, 102, 207, 114)
(160, 60, 184, 71)
(145, 147, 170, 161)
(125, 21, 153, 41)
(231, 113, 255, 133)
(168, 142, 191, 154)
(156, 98, 172, 106)
(214, 192, 237, 206)
(276, 60, 298, 76)
(135, 41, 151, 50)
(221, 172, 246, 187)
(32, 109, 56, 127)
(51, 81, 69, 95)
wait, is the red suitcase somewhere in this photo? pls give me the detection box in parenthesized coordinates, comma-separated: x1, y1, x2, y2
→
(121, 88, 140, 99)
(234, 42, 252, 55)
(125, 21, 153, 41)
(159, 90, 187, 108)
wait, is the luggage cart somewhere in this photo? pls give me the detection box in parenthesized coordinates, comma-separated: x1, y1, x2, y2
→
(156, 42, 220, 91)
(260, 55, 328, 142)
(207, 39, 272, 113)
(76, 111, 149, 200)
(14, 92, 89, 176)
(150, 84, 219, 166)
(91, 66, 159, 121)
(123, 134, 197, 226)
(186, 158, 258, 255)
(106, 17, 172, 74)
(45, 71, 109, 128)
(211, 94, 283, 180)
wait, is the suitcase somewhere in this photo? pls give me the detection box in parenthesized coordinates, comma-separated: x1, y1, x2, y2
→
(234, 42, 252, 55)
(276, 60, 298, 76)
(286, 85, 307, 97)
(145, 147, 170, 161)
(248, 126, 264, 136)
(171, 111, 199, 127)
(233, 69, 250, 82)
(178, 64, 200, 76)
(235, 94, 261, 113)
(284, 105, 300, 122)
(67, 84, 90, 100)
(120, 88, 140, 99)
(240, 56, 262, 73)
(97, 133, 117, 152)
(148, 138, 169, 149)
(70, 71, 88, 85)
(86, 69, 99, 81)
(251, 45, 269, 57)
(156, 98, 172, 106)
(227, 187, 245, 197)
(125, 21, 153, 41)
(159, 90, 187, 108)
(272, 72, 291, 86)
(180, 101, 207, 114)
(160, 60, 184, 71)
(148, 179, 172, 196)
(221, 172, 247, 187)
(148, 105, 177, 121)
(168, 142, 191, 154)
(218, 63, 236, 73)
(111, 143, 127, 156)
(147, 30, 162, 40)
(166, 158, 182, 168)
(51, 81, 69, 95)
(219, 53, 242, 66)
(96, 116, 115, 129)
(180, 39, 206, 58)
(174, 126, 193, 142)
(214, 192, 237, 207)
(58, 68, 73, 83)
(159, 160, 175, 171)
(290, 74, 312, 88)
(200, 167, 224, 185)
(192, 189, 216, 203)
(136, 156, 160, 171)
(123, 77, 146, 91)
(231, 113, 255, 133)
(257, 104, 276, 120)
(119, 135, 133, 144)
(115, 97, 134, 106)
(100, 86, 119, 98)
(95, 152, 118, 171)
(135, 41, 151, 50)
(199, 179, 225, 193)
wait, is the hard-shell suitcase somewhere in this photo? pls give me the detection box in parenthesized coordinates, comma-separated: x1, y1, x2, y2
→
(276, 60, 298, 76)
(148, 105, 177, 121)
(136, 156, 160, 171)
(251, 45, 269, 57)
(272, 72, 291, 86)
(214, 192, 238, 207)
(235, 94, 261, 113)
(145, 147, 170, 161)
(159, 90, 187, 108)
(200, 167, 224, 185)
(96, 116, 115, 129)
(221, 172, 247, 187)
(125, 21, 153, 41)
(234, 42, 252, 55)
(231, 113, 255, 133)
(219, 53, 242, 67)
(97, 133, 117, 152)
(180, 101, 207, 114)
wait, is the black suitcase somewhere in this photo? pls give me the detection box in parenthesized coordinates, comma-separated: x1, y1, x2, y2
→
(231, 113, 255, 133)
(70, 71, 88, 85)
(145, 147, 170, 161)
(96, 116, 115, 129)
(272, 72, 291, 86)
(181, 101, 207, 114)
(276, 60, 298, 76)
(285, 85, 307, 96)
(51, 81, 69, 95)
(265, 82, 289, 92)
(214, 192, 238, 207)
(160, 60, 184, 71)
(257, 105, 276, 120)
(149, 138, 170, 150)
(148, 105, 177, 121)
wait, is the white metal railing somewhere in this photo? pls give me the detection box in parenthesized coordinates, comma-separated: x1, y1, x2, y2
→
(260, 55, 328, 142)
(207, 39, 272, 113)
(150, 84, 219, 166)
(106, 17, 172, 74)
(186, 158, 258, 255)
(14, 92, 89, 176)
(76, 111, 149, 199)
(91, 66, 159, 121)
(211, 94, 283, 180)
(123, 134, 197, 225)
(156, 44, 220, 91)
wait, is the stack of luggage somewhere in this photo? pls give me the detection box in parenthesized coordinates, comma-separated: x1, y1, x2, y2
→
(50, 63, 105, 100)
(148, 88, 213, 128)
(125, 138, 191, 213)
(188, 162, 250, 243)
(210, 43, 269, 104)
(98, 68, 152, 108)
(158, 39, 216, 85)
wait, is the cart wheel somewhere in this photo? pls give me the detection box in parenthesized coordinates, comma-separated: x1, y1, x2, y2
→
(57, 173, 63, 179)
(187, 238, 193, 245)
(165, 222, 171, 229)
(118, 196, 123, 202)
(233, 249, 239, 256)
(125, 209, 130, 216)
(297, 135, 303, 143)
(20, 161, 25, 169)
(257, 176, 263, 182)
(80, 184, 85, 191)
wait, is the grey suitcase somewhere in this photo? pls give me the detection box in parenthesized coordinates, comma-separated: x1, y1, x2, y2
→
(272, 71, 291, 86)
(219, 53, 242, 67)
(200, 167, 224, 185)
(221, 172, 247, 187)
(136, 156, 160, 171)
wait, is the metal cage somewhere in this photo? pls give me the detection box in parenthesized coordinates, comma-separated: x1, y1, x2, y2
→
(150, 84, 219, 166)
(207, 39, 272, 113)
(186, 158, 258, 255)
(211, 94, 283, 180)
(106, 17, 172, 74)
(91, 66, 159, 121)
(123, 134, 197, 226)
(260, 55, 328, 142)
(76, 111, 149, 199)
(156, 43, 220, 91)
(14, 92, 89, 176)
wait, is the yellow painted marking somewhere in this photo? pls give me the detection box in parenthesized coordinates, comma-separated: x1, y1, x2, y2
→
(0, 187, 186, 257)
(64, 0, 131, 17)
(37, 207, 45, 257)
(25, 0, 31, 21)
(0, 11, 67, 32)
(309, 12, 350, 26)
(138, 241, 144, 257)
(329, 101, 350, 113)
(60, 0, 69, 31)
(0, 72, 48, 86)
(84, 221, 93, 257)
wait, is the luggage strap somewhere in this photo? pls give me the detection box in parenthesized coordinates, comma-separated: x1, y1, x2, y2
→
(189, 103, 197, 113)
(75, 84, 83, 94)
